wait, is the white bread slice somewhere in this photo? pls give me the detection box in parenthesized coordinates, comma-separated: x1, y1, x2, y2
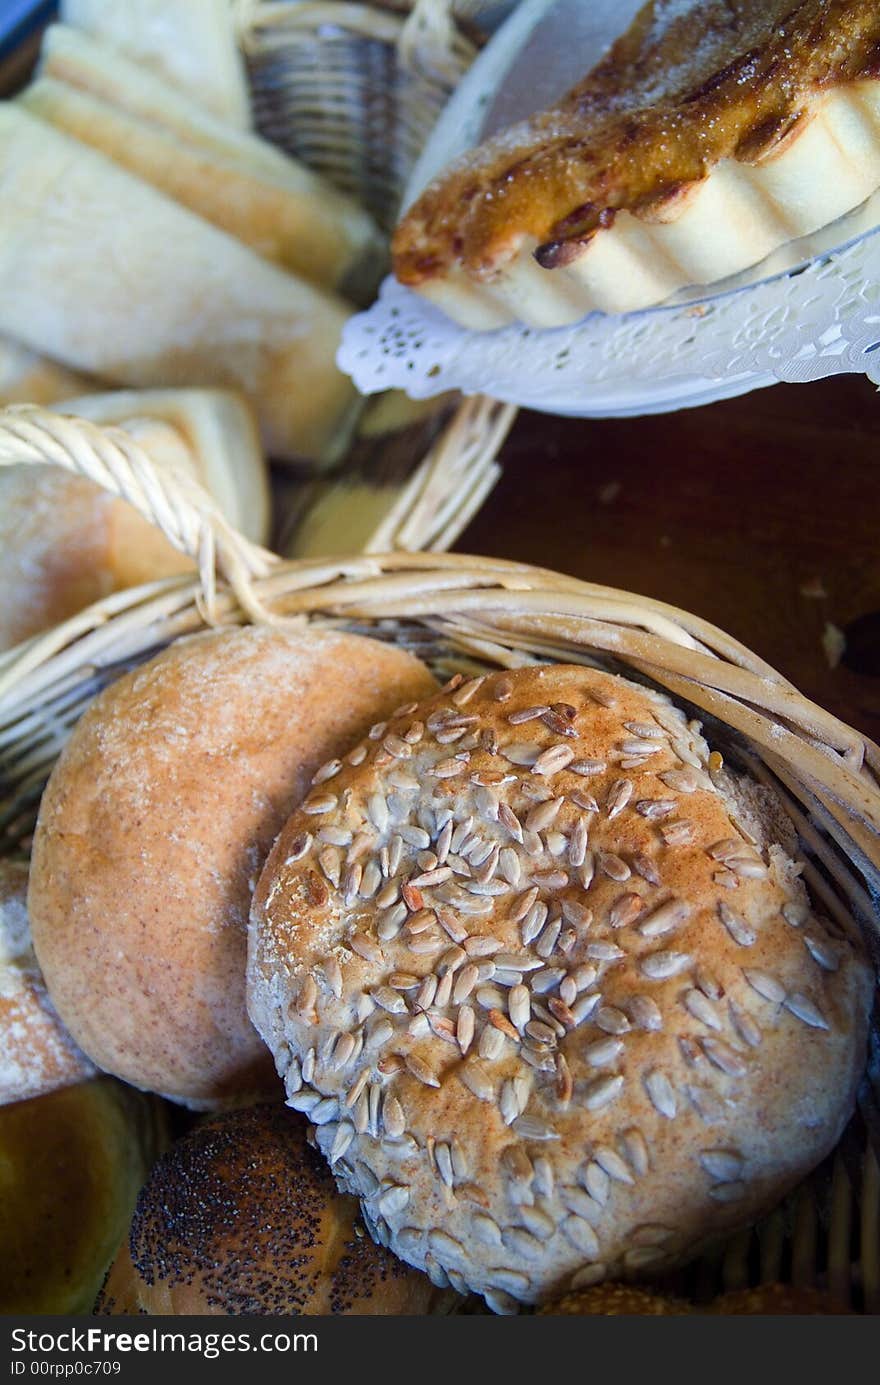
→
(19, 77, 382, 296)
(38, 26, 384, 298)
(0, 335, 98, 407)
(0, 107, 360, 466)
(60, 0, 251, 130)
(41, 26, 277, 174)
(59, 388, 270, 546)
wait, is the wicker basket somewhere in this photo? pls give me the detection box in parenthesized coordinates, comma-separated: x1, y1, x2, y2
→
(1, 404, 877, 1313)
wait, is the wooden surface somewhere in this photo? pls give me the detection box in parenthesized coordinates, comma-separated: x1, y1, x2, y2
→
(458, 372, 880, 746)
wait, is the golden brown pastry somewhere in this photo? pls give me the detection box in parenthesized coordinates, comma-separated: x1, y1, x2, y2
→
(0, 858, 94, 1106)
(248, 663, 872, 1311)
(29, 626, 437, 1108)
(0, 1077, 164, 1314)
(540, 1283, 689, 1314)
(96, 1103, 446, 1315)
(394, 0, 880, 326)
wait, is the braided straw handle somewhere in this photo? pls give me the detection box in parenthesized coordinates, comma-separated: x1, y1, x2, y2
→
(0, 404, 277, 623)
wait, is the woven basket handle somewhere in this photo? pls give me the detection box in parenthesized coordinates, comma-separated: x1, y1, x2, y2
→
(0, 404, 277, 623)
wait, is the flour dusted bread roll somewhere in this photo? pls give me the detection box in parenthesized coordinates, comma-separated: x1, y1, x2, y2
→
(0, 389, 268, 652)
(248, 664, 873, 1310)
(61, 0, 251, 129)
(0, 1077, 164, 1314)
(29, 627, 437, 1107)
(0, 859, 94, 1106)
(96, 1104, 444, 1315)
(0, 107, 358, 464)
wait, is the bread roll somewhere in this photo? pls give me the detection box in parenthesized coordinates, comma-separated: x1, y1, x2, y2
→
(0, 107, 359, 464)
(0, 389, 268, 652)
(41, 26, 280, 176)
(61, 0, 251, 130)
(29, 627, 437, 1107)
(248, 664, 872, 1311)
(539, 1284, 688, 1314)
(61, 387, 270, 545)
(0, 1077, 164, 1313)
(0, 334, 97, 407)
(20, 78, 384, 297)
(96, 1103, 446, 1314)
(0, 859, 94, 1105)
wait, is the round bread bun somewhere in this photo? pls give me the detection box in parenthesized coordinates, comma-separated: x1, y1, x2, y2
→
(95, 1103, 447, 1315)
(0, 1077, 164, 1313)
(247, 664, 873, 1311)
(0, 858, 95, 1105)
(708, 1283, 848, 1314)
(539, 1283, 689, 1314)
(29, 626, 437, 1107)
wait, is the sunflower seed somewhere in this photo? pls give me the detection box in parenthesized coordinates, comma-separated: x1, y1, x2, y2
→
(629, 994, 664, 1031)
(709, 1181, 747, 1204)
(717, 902, 756, 947)
(701, 1037, 748, 1076)
(803, 933, 839, 972)
(638, 899, 690, 939)
(522, 902, 549, 947)
(659, 768, 701, 794)
(285, 832, 313, 864)
(742, 968, 786, 1003)
(478, 1025, 506, 1061)
(785, 992, 828, 1029)
(587, 941, 626, 963)
(636, 798, 677, 820)
(641, 950, 692, 980)
(303, 791, 338, 816)
(621, 738, 663, 757)
(571, 992, 602, 1025)
(531, 967, 565, 994)
(584, 1075, 624, 1111)
(606, 778, 634, 819)
(456, 1060, 494, 1107)
(700, 1149, 744, 1182)
(585, 1036, 623, 1067)
(644, 1069, 677, 1118)
(311, 1098, 339, 1125)
(508, 985, 531, 1031)
(596, 1145, 634, 1185)
(727, 856, 768, 880)
(509, 705, 550, 725)
(512, 1115, 560, 1142)
(620, 1127, 649, 1176)
(535, 916, 563, 959)
(561, 1212, 602, 1255)
(378, 1183, 410, 1216)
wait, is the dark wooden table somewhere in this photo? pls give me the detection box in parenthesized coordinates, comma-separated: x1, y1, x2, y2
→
(457, 372, 880, 746)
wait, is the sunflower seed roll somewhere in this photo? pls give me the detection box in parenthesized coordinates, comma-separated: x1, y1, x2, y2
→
(248, 664, 872, 1311)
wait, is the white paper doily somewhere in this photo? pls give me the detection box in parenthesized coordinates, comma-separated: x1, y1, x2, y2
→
(339, 0, 880, 416)
(339, 228, 880, 415)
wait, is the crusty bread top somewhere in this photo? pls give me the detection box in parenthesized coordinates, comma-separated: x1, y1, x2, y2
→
(28, 625, 437, 1106)
(393, 0, 880, 284)
(248, 663, 872, 1309)
(0, 858, 94, 1105)
(97, 1103, 441, 1315)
